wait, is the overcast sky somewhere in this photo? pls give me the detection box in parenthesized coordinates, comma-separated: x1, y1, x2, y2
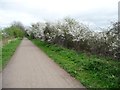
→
(0, 0, 119, 30)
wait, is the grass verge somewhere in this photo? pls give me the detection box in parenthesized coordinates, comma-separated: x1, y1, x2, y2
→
(32, 39, 120, 89)
(1, 38, 21, 70)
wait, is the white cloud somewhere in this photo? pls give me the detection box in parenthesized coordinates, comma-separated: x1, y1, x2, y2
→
(0, 0, 119, 30)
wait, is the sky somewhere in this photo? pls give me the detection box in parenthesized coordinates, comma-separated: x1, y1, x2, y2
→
(0, 0, 119, 31)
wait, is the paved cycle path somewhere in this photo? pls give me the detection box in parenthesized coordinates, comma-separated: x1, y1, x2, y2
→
(2, 38, 85, 88)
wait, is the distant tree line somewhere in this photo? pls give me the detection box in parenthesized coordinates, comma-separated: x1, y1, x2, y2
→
(2, 22, 25, 39)
(25, 17, 120, 60)
(1, 22, 25, 45)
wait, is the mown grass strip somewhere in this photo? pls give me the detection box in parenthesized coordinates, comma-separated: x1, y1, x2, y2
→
(32, 39, 120, 89)
(1, 38, 22, 70)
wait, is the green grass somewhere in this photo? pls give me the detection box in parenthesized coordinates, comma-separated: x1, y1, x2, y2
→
(32, 39, 120, 89)
(1, 38, 21, 70)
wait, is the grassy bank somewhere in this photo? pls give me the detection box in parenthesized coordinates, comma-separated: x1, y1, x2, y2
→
(32, 39, 120, 89)
(1, 38, 21, 70)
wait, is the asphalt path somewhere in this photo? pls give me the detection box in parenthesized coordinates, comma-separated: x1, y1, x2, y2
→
(2, 38, 85, 88)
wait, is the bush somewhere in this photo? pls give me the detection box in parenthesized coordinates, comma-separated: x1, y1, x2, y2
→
(26, 17, 120, 60)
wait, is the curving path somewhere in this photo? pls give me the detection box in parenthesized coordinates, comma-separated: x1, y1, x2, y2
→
(2, 38, 85, 88)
